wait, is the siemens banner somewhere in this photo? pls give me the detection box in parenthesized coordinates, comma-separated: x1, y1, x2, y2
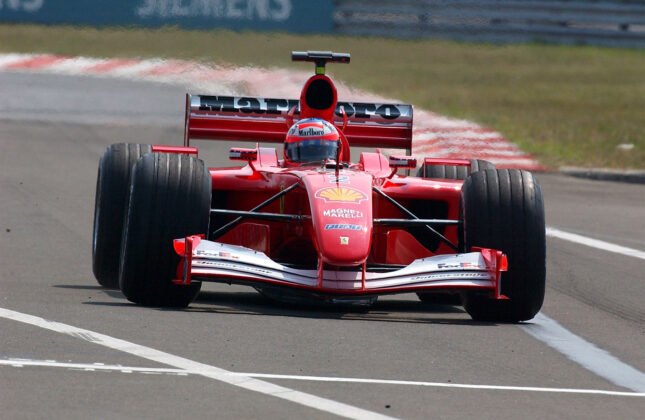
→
(0, 0, 333, 33)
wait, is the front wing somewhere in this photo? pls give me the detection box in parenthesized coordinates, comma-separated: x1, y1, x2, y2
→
(172, 236, 508, 298)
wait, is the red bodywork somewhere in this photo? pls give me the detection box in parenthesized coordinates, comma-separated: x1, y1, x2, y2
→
(205, 157, 462, 267)
(163, 66, 506, 299)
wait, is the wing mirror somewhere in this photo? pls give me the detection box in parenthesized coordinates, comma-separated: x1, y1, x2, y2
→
(229, 148, 258, 161)
(388, 155, 417, 169)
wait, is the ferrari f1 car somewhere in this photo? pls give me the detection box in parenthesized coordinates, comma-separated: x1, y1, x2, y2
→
(92, 51, 545, 322)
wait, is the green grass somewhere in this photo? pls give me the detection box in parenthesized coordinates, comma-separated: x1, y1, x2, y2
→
(2, 23, 644, 169)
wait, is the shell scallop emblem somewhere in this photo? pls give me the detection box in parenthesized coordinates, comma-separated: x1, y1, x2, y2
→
(315, 187, 368, 204)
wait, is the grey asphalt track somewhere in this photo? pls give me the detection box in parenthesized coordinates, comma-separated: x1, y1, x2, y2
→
(1, 72, 644, 419)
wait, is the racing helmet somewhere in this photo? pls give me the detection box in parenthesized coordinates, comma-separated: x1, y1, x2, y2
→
(284, 118, 339, 165)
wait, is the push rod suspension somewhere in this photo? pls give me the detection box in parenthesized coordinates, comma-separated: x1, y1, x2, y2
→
(372, 187, 459, 252)
(211, 182, 300, 239)
(373, 218, 460, 226)
(210, 209, 305, 222)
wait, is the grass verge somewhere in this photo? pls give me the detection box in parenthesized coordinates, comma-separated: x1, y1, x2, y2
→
(1, 23, 644, 169)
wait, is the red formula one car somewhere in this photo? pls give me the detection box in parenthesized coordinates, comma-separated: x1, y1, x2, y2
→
(92, 51, 545, 322)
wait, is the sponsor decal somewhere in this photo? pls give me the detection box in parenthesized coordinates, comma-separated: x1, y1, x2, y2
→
(327, 175, 349, 184)
(335, 102, 407, 120)
(138, 0, 292, 21)
(287, 120, 331, 137)
(315, 187, 367, 204)
(324, 224, 361, 231)
(195, 250, 239, 259)
(437, 262, 484, 269)
(323, 208, 364, 219)
(410, 272, 487, 281)
(199, 96, 299, 114)
(298, 127, 324, 137)
(197, 261, 273, 275)
(216, 251, 239, 259)
(340, 236, 349, 245)
(2, 0, 43, 12)
(196, 97, 411, 122)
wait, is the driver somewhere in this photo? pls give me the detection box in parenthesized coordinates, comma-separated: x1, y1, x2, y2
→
(284, 118, 339, 165)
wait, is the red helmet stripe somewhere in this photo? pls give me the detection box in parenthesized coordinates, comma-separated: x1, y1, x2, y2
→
(298, 122, 324, 129)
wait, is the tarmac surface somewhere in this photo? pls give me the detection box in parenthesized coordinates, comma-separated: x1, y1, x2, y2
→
(559, 166, 645, 185)
(1, 72, 644, 419)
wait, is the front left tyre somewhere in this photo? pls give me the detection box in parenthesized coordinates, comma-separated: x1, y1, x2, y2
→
(461, 169, 546, 322)
(119, 152, 211, 307)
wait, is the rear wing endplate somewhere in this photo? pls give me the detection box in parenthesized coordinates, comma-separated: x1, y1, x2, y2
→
(184, 94, 413, 150)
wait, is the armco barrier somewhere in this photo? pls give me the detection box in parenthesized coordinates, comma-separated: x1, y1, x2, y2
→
(334, 0, 645, 48)
(0, 0, 333, 33)
(1, 0, 644, 48)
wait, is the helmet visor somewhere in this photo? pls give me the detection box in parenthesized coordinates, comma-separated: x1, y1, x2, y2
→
(285, 139, 338, 163)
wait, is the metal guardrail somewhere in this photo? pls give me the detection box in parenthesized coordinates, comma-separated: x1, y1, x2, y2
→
(1, 0, 643, 47)
(334, 0, 645, 48)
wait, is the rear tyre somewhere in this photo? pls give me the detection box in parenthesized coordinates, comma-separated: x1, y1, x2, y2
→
(417, 159, 495, 180)
(92, 143, 152, 288)
(461, 169, 546, 322)
(416, 159, 495, 305)
(119, 153, 211, 307)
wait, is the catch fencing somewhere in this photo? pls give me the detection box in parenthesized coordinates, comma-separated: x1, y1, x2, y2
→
(334, 0, 645, 48)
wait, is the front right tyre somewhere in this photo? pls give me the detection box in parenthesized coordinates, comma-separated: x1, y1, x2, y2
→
(119, 152, 211, 307)
(93, 143, 152, 288)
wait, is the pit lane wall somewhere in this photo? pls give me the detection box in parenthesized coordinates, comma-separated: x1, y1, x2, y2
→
(0, 0, 333, 33)
(335, 0, 645, 49)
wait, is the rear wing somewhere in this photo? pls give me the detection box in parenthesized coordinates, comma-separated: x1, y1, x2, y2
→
(184, 94, 413, 150)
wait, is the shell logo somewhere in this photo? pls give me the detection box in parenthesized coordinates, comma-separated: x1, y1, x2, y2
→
(315, 187, 368, 204)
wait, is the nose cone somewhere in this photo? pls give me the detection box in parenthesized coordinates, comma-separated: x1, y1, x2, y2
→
(303, 172, 373, 266)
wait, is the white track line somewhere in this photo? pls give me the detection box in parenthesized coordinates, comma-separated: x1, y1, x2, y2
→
(236, 373, 645, 398)
(3, 358, 644, 398)
(546, 227, 645, 260)
(0, 359, 189, 375)
(521, 313, 645, 393)
(0, 307, 396, 420)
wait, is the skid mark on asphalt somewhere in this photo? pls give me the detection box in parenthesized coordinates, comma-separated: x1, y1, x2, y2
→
(546, 227, 645, 260)
(0, 307, 396, 420)
(3, 358, 644, 398)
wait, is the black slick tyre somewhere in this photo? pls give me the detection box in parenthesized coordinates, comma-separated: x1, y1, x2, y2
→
(119, 152, 211, 307)
(417, 159, 495, 180)
(92, 143, 152, 288)
(416, 159, 495, 305)
(460, 169, 546, 322)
